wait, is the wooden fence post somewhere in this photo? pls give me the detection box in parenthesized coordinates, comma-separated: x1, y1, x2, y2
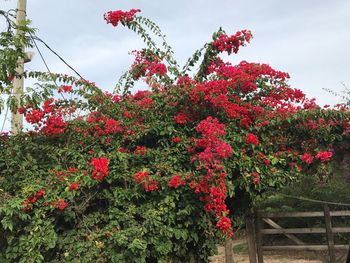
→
(245, 214, 257, 263)
(346, 242, 350, 263)
(254, 210, 264, 263)
(324, 204, 335, 263)
(225, 238, 235, 263)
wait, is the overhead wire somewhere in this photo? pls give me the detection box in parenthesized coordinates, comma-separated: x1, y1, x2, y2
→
(28, 32, 66, 100)
(29, 32, 52, 76)
(1, 9, 86, 132)
(29, 33, 90, 118)
(31, 35, 85, 80)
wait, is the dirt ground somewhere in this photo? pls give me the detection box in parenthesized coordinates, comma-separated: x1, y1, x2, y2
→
(209, 243, 348, 263)
(209, 246, 321, 263)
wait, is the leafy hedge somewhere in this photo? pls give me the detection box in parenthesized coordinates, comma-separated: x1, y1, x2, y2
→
(0, 8, 350, 263)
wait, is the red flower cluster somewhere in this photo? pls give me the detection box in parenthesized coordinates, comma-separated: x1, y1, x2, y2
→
(195, 117, 232, 163)
(69, 182, 79, 191)
(130, 50, 167, 79)
(134, 170, 158, 192)
(190, 117, 233, 235)
(86, 112, 123, 137)
(22, 189, 45, 211)
(197, 116, 226, 138)
(301, 153, 313, 164)
(134, 146, 147, 155)
(172, 137, 182, 143)
(53, 199, 68, 210)
(53, 166, 79, 181)
(41, 115, 67, 135)
(143, 180, 158, 192)
(182, 58, 299, 136)
(315, 151, 333, 162)
(174, 112, 192, 125)
(257, 153, 271, 165)
(134, 171, 149, 183)
(130, 90, 155, 109)
(251, 172, 260, 185)
(90, 157, 109, 181)
(212, 30, 252, 55)
(58, 85, 73, 93)
(245, 133, 259, 145)
(147, 63, 167, 77)
(216, 216, 233, 237)
(168, 175, 185, 188)
(18, 99, 68, 135)
(104, 9, 141, 27)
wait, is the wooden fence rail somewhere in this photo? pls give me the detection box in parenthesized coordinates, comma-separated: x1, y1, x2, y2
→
(243, 205, 350, 263)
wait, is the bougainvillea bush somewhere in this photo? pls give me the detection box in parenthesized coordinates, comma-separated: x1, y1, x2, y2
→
(0, 9, 350, 263)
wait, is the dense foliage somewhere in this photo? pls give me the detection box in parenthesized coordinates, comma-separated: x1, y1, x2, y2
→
(0, 8, 349, 263)
(0, 9, 34, 113)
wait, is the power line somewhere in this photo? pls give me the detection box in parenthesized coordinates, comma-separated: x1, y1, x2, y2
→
(29, 32, 51, 75)
(29, 32, 65, 100)
(31, 35, 85, 80)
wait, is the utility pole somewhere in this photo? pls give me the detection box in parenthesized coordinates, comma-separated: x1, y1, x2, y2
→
(11, 0, 27, 134)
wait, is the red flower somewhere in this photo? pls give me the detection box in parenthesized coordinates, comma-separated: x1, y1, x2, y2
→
(104, 9, 141, 27)
(212, 30, 252, 55)
(245, 133, 259, 145)
(134, 171, 158, 192)
(216, 216, 231, 230)
(197, 116, 226, 137)
(23, 189, 46, 210)
(53, 199, 68, 210)
(143, 179, 158, 192)
(130, 51, 167, 79)
(104, 119, 122, 134)
(169, 175, 185, 188)
(22, 200, 31, 211)
(252, 172, 260, 185)
(123, 111, 133, 119)
(134, 171, 150, 183)
(69, 182, 79, 191)
(24, 109, 44, 124)
(262, 159, 271, 165)
(315, 151, 333, 162)
(68, 167, 78, 174)
(216, 216, 233, 237)
(301, 153, 313, 164)
(41, 115, 68, 135)
(172, 137, 182, 143)
(58, 85, 73, 93)
(174, 112, 191, 124)
(134, 146, 147, 155)
(90, 157, 109, 181)
(118, 147, 129, 153)
(35, 189, 45, 198)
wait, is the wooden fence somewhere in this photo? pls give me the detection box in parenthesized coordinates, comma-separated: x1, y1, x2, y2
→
(239, 205, 350, 263)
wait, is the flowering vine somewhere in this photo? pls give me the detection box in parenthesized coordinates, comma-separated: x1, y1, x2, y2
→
(0, 7, 349, 263)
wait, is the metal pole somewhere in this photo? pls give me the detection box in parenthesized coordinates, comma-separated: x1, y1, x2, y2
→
(11, 0, 27, 134)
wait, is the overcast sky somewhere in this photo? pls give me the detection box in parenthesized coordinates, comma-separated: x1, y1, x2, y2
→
(1, 0, 350, 130)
